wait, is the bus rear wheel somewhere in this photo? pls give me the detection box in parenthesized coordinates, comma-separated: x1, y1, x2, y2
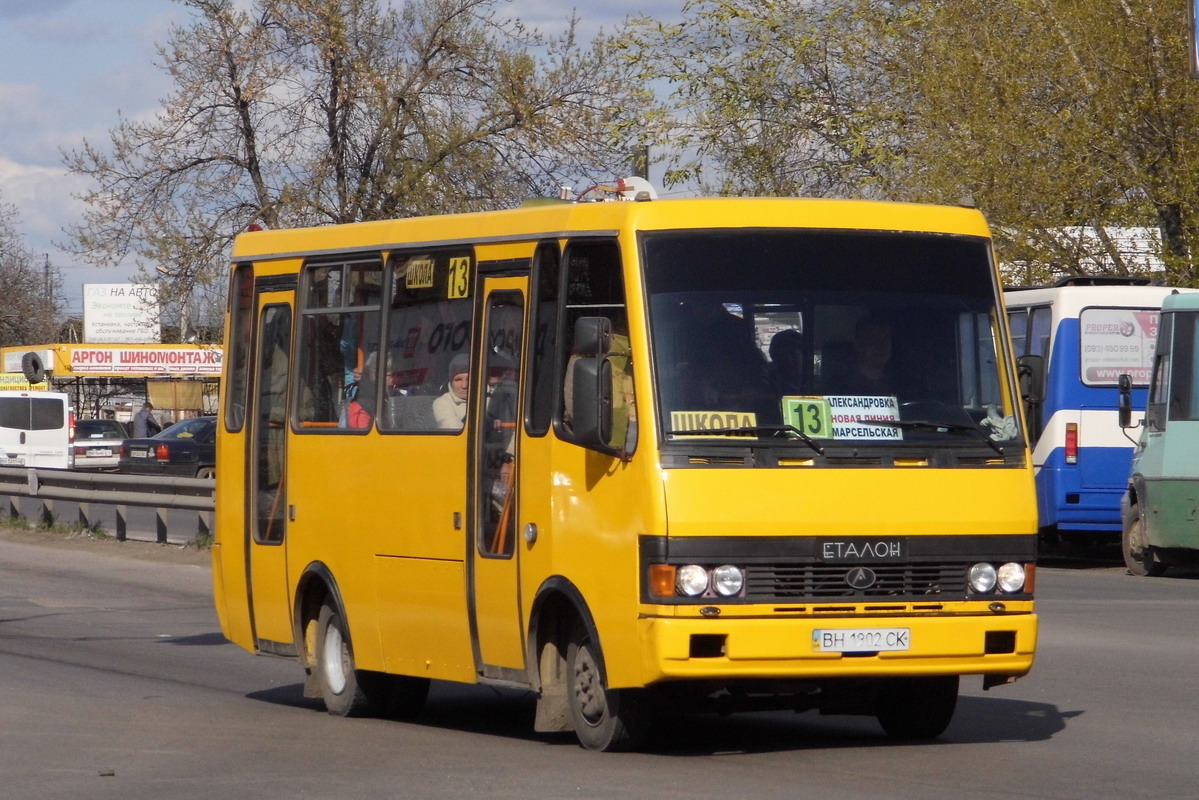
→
(566, 627, 652, 752)
(1123, 510, 1165, 577)
(876, 675, 959, 740)
(315, 601, 373, 717)
(314, 600, 430, 719)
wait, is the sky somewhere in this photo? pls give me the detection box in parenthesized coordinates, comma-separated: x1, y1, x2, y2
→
(0, 0, 683, 316)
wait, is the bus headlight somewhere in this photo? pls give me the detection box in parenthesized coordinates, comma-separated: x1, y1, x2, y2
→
(997, 562, 1026, 593)
(712, 565, 744, 596)
(676, 564, 709, 597)
(968, 562, 998, 593)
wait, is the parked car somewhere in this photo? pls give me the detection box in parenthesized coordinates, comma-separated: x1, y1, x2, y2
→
(119, 416, 216, 478)
(72, 418, 129, 471)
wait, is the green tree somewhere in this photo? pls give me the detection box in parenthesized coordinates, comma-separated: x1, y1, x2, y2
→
(622, 0, 906, 197)
(0, 199, 64, 348)
(64, 0, 656, 310)
(886, 0, 1199, 284)
(624, 0, 1199, 284)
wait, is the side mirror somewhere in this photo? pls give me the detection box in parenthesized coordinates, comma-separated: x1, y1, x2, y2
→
(1118, 373, 1133, 429)
(573, 316, 611, 357)
(569, 316, 614, 449)
(1016, 354, 1046, 441)
(569, 355, 613, 448)
(1016, 354, 1045, 405)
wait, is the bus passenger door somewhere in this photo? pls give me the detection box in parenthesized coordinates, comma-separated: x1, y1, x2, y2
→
(247, 294, 295, 650)
(470, 279, 527, 675)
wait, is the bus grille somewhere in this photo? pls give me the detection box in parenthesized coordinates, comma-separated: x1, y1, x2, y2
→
(745, 561, 970, 601)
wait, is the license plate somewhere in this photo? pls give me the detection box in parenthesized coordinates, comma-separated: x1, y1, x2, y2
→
(131, 449, 152, 458)
(86, 448, 112, 457)
(0, 456, 24, 466)
(812, 627, 910, 653)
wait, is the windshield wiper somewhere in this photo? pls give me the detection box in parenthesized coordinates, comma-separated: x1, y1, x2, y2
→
(667, 424, 825, 455)
(857, 418, 1004, 455)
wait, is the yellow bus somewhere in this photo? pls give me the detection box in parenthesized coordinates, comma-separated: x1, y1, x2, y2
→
(212, 191, 1038, 751)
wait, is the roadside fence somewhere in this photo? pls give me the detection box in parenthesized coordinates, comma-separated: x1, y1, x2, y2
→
(0, 467, 214, 544)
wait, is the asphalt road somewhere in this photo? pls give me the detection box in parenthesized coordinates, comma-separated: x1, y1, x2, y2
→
(1, 527, 1196, 800)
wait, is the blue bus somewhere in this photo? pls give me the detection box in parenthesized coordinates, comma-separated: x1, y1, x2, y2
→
(1005, 278, 1196, 536)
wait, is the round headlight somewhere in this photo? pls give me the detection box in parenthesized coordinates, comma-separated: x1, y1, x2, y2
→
(712, 564, 744, 596)
(997, 562, 1026, 593)
(676, 564, 709, 597)
(968, 562, 998, 593)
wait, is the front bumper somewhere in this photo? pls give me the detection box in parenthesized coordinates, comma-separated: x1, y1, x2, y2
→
(634, 608, 1037, 685)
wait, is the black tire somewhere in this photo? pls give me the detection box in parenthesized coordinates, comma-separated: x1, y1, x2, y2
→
(1123, 510, 1166, 577)
(876, 675, 959, 740)
(20, 351, 44, 383)
(566, 626, 653, 752)
(314, 601, 377, 717)
(313, 600, 429, 719)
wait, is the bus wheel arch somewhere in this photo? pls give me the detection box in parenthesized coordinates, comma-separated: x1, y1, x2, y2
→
(1123, 501, 1166, 577)
(293, 561, 340, 673)
(527, 577, 653, 751)
(527, 578, 599, 734)
(293, 563, 429, 719)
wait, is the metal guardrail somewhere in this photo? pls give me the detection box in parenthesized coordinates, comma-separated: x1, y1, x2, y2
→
(0, 467, 214, 544)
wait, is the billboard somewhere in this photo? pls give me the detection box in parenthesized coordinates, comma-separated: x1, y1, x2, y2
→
(69, 345, 222, 376)
(83, 284, 161, 343)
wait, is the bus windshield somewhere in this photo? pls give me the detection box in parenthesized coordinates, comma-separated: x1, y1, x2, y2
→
(643, 229, 1021, 454)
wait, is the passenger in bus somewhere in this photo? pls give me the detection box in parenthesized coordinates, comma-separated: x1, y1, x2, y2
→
(346, 351, 379, 429)
(673, 301, 770, 414)
(833, 316, 895, 396)
(434, 354, 470, 429)
(767, 329, 805, 395)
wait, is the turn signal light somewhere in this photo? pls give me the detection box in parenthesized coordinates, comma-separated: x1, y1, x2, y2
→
(649, 564, 675, 598)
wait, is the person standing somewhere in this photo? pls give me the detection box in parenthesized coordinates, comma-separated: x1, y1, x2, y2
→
(132, 401, 161, 438)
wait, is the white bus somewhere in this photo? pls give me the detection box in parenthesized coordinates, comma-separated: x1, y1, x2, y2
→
(1005, 277, 1196, 536)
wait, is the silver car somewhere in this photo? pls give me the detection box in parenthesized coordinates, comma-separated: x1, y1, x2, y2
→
(72, 418, 129, 471)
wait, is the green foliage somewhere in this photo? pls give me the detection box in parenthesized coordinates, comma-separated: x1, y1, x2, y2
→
(621, 0, 1199, 285)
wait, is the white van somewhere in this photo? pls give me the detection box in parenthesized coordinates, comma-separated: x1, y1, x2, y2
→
(0, 391, 74, 469)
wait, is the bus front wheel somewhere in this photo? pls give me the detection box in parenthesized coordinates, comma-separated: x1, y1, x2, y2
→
(1123, 510, 1165, 577)
(566, 627, 652, 752)
(876, 675, 959, 739)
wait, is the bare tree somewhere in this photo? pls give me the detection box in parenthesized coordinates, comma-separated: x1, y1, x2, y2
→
(64, 0, 657, 312)
(0, 199, 64, 348)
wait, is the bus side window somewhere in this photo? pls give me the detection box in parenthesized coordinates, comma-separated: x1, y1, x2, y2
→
(1008, 309, 1028, 357)
(526, 241, 561, 437)
(1145, 311, 1172, 431)
(225, 264, 254, 432)
(379, 250, 473, 433)
(556, 239, 635, 452)
(1028, 307, 1052, 357)
(296, 260, 382, 431)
